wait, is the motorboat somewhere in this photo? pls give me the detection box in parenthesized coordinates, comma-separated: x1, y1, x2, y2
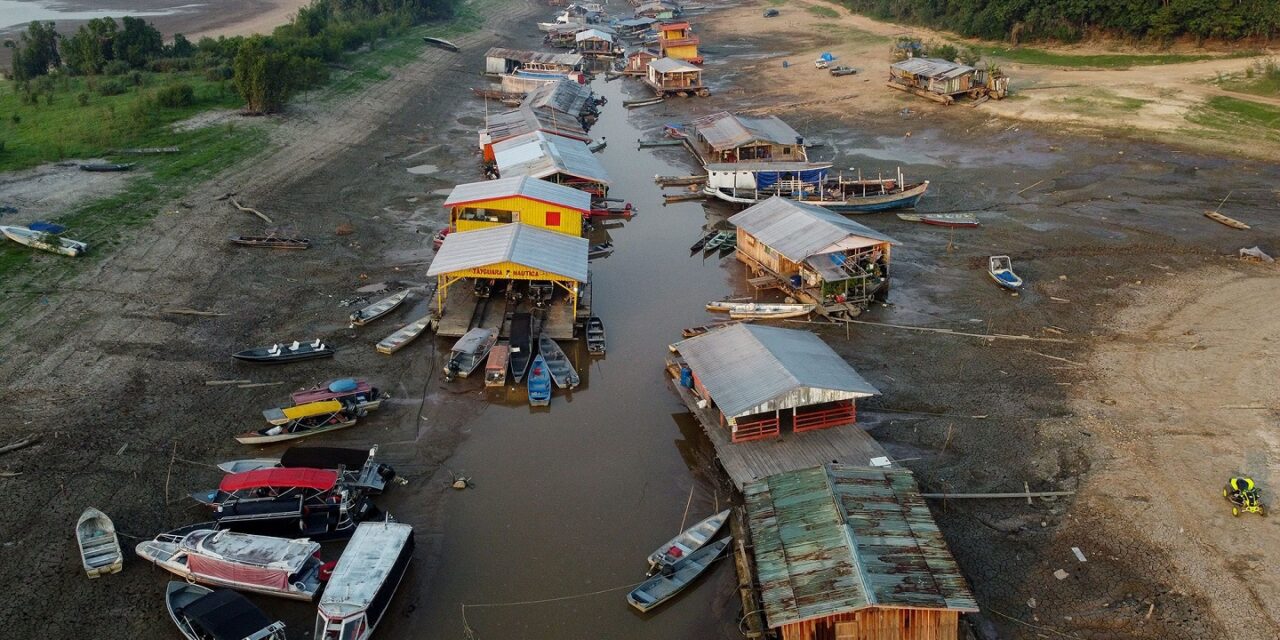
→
(135, 529, 325, 600)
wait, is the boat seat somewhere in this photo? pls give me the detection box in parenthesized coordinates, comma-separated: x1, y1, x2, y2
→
(289, 341, 300, 351)
(86, 554, 119, 567)
(633, 592, 657, 604)
(268, 344, 281, 355)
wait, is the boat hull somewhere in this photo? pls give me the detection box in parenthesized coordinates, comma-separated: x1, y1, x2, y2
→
(350, 290, 410, 326)
(703, 181, 929, 213)
(234, 419, 357, 445)
(137, 544, 317, 601)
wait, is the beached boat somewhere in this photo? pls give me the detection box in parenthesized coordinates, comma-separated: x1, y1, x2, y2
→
(422, 36, 460, 52)
(625, 97, 664, 109)
(350, 290, 410, 326)
(291, 378, 387, 411)
(432, 227, 452, 250)
(646, 509, 730, 573)
(376, 315, 435, 355)
(79, 162, 134, 172)
(444, 327, 499, 381)
(681, 320, 748, 338)
(316, 522, 415, 640)
(194, 466, 376, 540)
(232, 339, 334, 364)
(627, 537, 731, 613)
(527, 354, 552, 406)
(705, 301, 814, 319)
(538, 335, 580, 389)
(166, 582, 287, 640)
(703, 164, 929, 213)
(898, 212, 979, 227)
(588, 241, 614, 260)
(214, 446, 396, 495)
(216, 458, 279, 474)
(1204, 210, 1250, 230)
(485, 343, 510, 387)
(509, 313, 533, 382)
(689, 230, 717, 252)
(228, 236, 311, 250)
(76, 507, 123, 578)
(1, 225, 88, 256)
(988, 255, 1023, 290)
(234, 401, 357, 445)
(586, 316, 606, 354)
(27, 220, 65, 234)
(262, 399, 358, 426)
(136, 529, 325, 601)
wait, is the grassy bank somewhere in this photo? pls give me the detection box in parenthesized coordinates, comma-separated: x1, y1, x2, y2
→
(982, 47, 1220, 69)
(1187, 95, 1280, 145)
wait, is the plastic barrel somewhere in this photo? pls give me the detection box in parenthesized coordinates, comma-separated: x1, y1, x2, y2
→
(680, 367, 693, 388)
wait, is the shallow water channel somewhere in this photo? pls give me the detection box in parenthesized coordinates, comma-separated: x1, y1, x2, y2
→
(393, 77, 745, 639)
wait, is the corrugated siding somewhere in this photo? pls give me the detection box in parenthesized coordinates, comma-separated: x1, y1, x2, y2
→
(744, 465, 979, 631)
(891, 57, 974, 79)
(426, 223, 588, 281)
(523, 80, 593, 117)
(494, 131, 610, 185)
(675, 324, 878, 418)
(450, 194, 584, 237)
(484, 48, 583, 68)
(690, 112, 802, 151)
(729, 197, 897, 263)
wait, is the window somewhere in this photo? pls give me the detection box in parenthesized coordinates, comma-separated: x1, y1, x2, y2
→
(782, 146, 791, 155)
(546, 211, 561, 227)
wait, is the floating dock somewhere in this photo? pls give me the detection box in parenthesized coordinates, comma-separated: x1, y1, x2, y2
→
(435, 279, 590, 341)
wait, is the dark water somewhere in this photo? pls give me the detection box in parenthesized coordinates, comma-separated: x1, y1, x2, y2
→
(395, 77, 744, 639)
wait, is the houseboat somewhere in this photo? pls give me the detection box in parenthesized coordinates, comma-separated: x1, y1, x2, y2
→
(135, 529, 326, 601)
(316, 522, 415, 640)
(703, 164, 929, 213)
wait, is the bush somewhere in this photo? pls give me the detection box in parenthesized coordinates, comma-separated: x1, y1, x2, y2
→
(929, 43, 959, 63)
(97, 79, 128, 96)
(205, 65, 233, 82)
(155, 83, 195, 107)
(103, 60, 131, 76)
(77, 92, 90, 106)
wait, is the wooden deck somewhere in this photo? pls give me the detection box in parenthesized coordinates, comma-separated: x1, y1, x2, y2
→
(667, 359, 889, 490)
(436, 280, 590, 340)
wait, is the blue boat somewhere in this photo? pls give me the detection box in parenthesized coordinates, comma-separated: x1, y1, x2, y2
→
(988, 255, 1023, 290)
(527, 354, 552, 406)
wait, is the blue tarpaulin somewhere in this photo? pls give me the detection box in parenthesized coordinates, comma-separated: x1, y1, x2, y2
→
(755, 168, 828, 190)
(818, 52, 835, 62)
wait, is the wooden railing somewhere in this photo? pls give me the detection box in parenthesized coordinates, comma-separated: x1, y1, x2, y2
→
(794, 401, 856, 432)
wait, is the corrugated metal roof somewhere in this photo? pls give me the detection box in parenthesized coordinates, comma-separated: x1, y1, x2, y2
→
(691, 112, 803, 151)
(575, 28, 614, 42)
(522, 80, 593, 117)
(482, 107, 589, 146)
(891, 57, 975, 79)
(443, 175, 591, 211)
(745, 465, 979, 629)
(484, 48, 583, 68)
(618, 17, 656, 27)
(729, 197, 898, 262)
(706, 162, 832, 172)
(426, 223, 588, 281)
(676, 324, 878, 418)
(649, 57, 701, 74)
(494, 131, 610, 185)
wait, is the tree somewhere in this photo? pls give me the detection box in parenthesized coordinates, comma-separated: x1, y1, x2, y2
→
(63, 18, 118, 75)
(9, 22, 61, 82)
(113, 17, 163, 67)
(167, 33, 195, 58)
(232, 36, 294, 114)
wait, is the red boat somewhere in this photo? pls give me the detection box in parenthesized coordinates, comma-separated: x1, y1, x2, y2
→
(189, 467, 377, 541)
(589, 202, 635, 218)
(432, 227, 452, 250)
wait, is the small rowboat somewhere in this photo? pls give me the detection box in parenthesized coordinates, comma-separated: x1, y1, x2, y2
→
(706, 301, 815, 320)
(423, 36, 460, 52)
(1, 225, 88, 256)
(76, 507, 123, 578)
(646, 509, 730, 573)
(988, 255, 1023, 290)
(718, 233, 737, 254)
(588, 241, 614, 260)
(509, 313, 533, 382)
(444, 328, 499, 381)
(234, 408, 357, 445)
(528, 354, 552, 406)
(702, 231, 730, 252)
(167, 582, 287, 640)
(232, 339, 334, 364)
(79, 162, 134, 172)
(376, 315, 435, 354)
(539, 335, 580, 389)
(229, 235, 311, 249)
(689, 230, 717, 252)
(1204, 210, 1250, 230)
(898, 213, 979, 227)
(350, 290, 410, 326)
(585, 316, 606, 354)
(627, 537, 731, 612)
(625, 97, 664, 109)
(486, 343, 510, 387)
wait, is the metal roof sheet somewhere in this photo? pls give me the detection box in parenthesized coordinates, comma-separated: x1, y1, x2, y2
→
(522, 80, 593, 117)
(484, 47, 583, 68)
(426, 223, 589, 282)
(676, 324, 878, 418)
(444, 175, 591, 212)
(729, 197, 898, 263)
(493, 131, 610, 185)
(745, 464, 980, 628)
(481, 107, 590, 146)
(649, 57, 701, 74)
(691, 112, 803, 151)
(706, 162, 832, 172)
(891, 57, 975, 78)
(319, 522, 413, 617)
(575, 28, 614, 42)
(618, 17, 656, 27)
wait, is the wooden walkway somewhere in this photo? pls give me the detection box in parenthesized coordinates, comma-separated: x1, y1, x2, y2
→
(436, 281, 589, 340)
(667, 360, 889, 490)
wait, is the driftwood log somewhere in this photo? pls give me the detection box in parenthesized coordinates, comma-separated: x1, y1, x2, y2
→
(230, 198, 272, 224)
(0, 436, 40, 457)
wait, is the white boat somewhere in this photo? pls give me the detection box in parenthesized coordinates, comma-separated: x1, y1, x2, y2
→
(166, 581, 287, 640)
(316, 522, 415, 640)
(988, 255, 1023, 290)
(443, 327, 498, 381)
(216, 458, 279, 474)
(701, 165, 929, 213)
(705, 301, 815, 319)
(350, 290, 410, 327)
(75, 507, 123, 578)
(627, 537, 731, 613)
(646, 509, 730, 573)
(1, 225, 88, 256)
(136, 529, 326, 601)
(376, 315, 436, 354)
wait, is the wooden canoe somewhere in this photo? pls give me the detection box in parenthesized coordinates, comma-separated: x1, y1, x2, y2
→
(585, 316, 606, 355)
(690, 230, 718, 252)
(350, 290, 410, 326)
(229, 236, 311, 249)
(423, 36, 460, 52)
(76, 507, 124, 578)
(527, 354, 552, 406)
(79, 162, 134, 172)
(681, 320, 748, 338)
(538, 335, 580, 389)
(1204, 210, 1250, 230)
(896, 212, 979, 227)
(646, 509, 730, 572)
(627, 537, 731, 612)
(376, 315, 435, 354)
(234, 413, 358, 445)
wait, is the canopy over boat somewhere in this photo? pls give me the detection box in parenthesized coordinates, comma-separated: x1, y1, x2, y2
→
(452, 328, 497, 354)
(181, 529, 320, 572)
(219, 468, 338, 493)
(178, 587, 282, 640)
(319, 522, 414, 618)
(264, 400, 345, 424)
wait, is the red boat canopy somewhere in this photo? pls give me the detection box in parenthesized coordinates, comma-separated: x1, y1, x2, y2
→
(219, 468, 338, 493)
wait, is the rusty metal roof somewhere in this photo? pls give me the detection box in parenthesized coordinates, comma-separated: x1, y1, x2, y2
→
(484, 48, 584, 69)
(522, 80, 594, 117)
(675, 324, 878, 418)
(892, 57, 975, 79)
(481, 106, 590, 146)
(493, 131, 610, 185)
(728, 196, 898, 263)
(690, 112, 803, 151)
(745, 464, 979, 629)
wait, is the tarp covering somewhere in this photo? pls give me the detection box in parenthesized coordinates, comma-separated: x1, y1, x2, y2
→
(188, 554, 290, 592)
(291, 379, 371, 405)
(184, 589, 278, 640)
(280, 447, 370, 470)
(219, 467, 338, 493)
(754, 168, 828, 190)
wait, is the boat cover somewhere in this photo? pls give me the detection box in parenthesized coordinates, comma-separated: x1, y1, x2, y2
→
(329, 378, 358, 393)
(279, 447, 369, 470)
(754, 167, 827, 190)
(184, 589, 277, 640)
(189, 554, 291, 591)
(291, 379, 371, 405)
(453, 328, 496, 355)
(219, 468, 337, 493)
(28, 221, 66, 234)
(319, 523, 414, 617)
(185, 529, 319, 571)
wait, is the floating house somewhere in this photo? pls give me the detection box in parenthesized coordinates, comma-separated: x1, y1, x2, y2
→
(623, 48, 660, 75)
(888, 57, 1007, 104)
(744, 464, 979, 640)
(484, 48, 584, 77)
(634, 0, 678, 19)
(444, 176, 591, 237)
(616, 17, 657, 36)
(645, 57, 706, 96)
(545, 23, 584, 48)
(656, 21, 701, 64)
(479, 106, 591, 162)
(730, 197, 897, 312)
(493, 131, 611, 197)
(672, 324, 878, 443)
(688, 112, 808, 164)
(522, 79, 596, 120)
(575, 28, 620, 58)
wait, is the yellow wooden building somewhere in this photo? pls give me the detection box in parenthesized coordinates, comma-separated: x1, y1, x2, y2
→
(657, 22, 701, 64)
(443, 175, 592, 237)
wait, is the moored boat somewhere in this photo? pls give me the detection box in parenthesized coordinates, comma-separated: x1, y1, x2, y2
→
(1, 224, 88, 256)
(689, 230, 717, 252)
(509, 313, 533, 382)
(135, 529, 326, 601)
(988, 255, 1023, 290)
(350, 290, 410, 326)
(897, 212, 979, 227)
(702, 230, 730, 252)
(681, 320, 748, 338)
(588, 241, 614, 260)
(444, 327, 499, 381)
(1204, 210, 1250, 229)
(316, 522, 415, 640)
(229, 236, 311, 250)
(485, 342, 510, 387)
(705, 301, 815, 319)
(538, 335, 580, 389)
(627, 537, 731, 612)
(646, 509, 731, 573)
(291, 378, 387, 411)
(232, 339, 334, 364)
(376, 315, 436, 355)
(527, 354, 552, 406)
(79, 162, 134, 172)
(76, 507, 123, 578)
(585, 316, 606, 354)
(166, 582, 287, 640)
(703, 164, 929, 213)
(234, 401, 357, 445)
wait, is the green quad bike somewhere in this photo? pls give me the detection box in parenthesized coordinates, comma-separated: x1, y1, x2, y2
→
(1224, 477, 1265, 517)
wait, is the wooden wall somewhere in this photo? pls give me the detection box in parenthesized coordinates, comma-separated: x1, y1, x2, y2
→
(779, 608, 960, 640)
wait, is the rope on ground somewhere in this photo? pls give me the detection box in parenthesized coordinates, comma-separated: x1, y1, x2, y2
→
(987, 607, 1081, 639)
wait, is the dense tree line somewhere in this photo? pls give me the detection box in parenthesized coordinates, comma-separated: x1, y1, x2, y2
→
(5, 0, 461, 114)
(837, 0, 1280, 42)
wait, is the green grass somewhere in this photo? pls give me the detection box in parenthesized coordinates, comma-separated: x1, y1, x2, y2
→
(1216, 59, 1280, 97)
(806, 5, 841, 19)
(1059, 91, 1151, 113)
(1188, 95, 1280, 142)
(982, 46, 1220, 69)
